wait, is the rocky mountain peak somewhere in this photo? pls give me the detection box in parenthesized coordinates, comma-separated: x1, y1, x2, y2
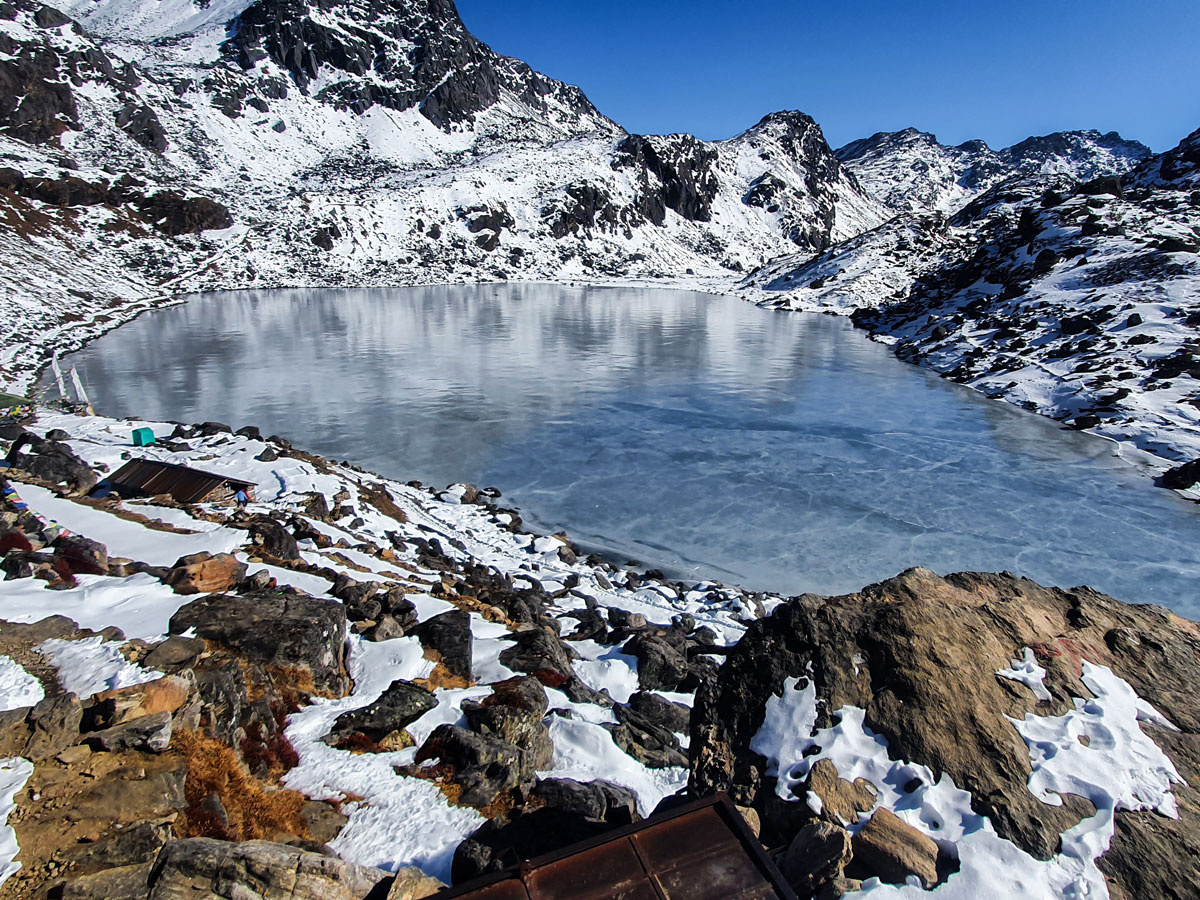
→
(224, 0, 611, 133)
(1129, 125, 1200, 188)
(837, 126, 1152, 216)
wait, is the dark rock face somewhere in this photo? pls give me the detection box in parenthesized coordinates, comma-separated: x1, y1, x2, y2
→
(451, 778, 638, 883)
(413, 609, 473, 682)
(168, 591, 348, 697)
(135, 192, 233, 235)
(689, 567, 1200, 897)
(325, 679, 436, 743)
(613, 133, 720, 225)
(114, 102, 167, 153)
(223, 0, 605, 132)
(542, 181, 636, 239)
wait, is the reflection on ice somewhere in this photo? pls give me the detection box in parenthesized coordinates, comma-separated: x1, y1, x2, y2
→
(57, 284, 1200, 613)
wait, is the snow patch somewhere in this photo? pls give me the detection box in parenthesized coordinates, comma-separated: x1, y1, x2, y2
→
(751, 663, 1182, 898)
(36, 636, 162, 698)
(0, 657, 43, 711)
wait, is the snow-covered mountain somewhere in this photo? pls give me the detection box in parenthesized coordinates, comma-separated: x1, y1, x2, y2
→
(0, 0, 888, 389)
(836, 127, 1152, 215)
(1, 0, 1198, 489)
(746, 129, 1200, 485)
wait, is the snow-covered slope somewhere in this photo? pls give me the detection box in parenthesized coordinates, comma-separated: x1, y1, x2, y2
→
(1, 0, 1196, 491)
(0, 0, 889, 391)
(736, 125, 1200, 487)
(836, 127, 1151, 215)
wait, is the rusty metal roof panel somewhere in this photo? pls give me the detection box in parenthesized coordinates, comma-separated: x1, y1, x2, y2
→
(107, 458, 255, 504)
(437, 794, 797, 900)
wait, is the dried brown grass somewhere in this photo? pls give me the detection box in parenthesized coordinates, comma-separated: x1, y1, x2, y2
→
(173, 730, 309, 842)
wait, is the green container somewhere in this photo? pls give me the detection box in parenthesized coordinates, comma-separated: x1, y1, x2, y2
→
(131, 427, 156, 447)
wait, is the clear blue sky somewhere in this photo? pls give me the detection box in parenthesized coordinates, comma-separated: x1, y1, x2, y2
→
(454, 0, 1200, 152)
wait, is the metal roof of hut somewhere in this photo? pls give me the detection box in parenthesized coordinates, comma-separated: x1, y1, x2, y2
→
(105, 458, 256, 505)
(437, 794, 798, 900)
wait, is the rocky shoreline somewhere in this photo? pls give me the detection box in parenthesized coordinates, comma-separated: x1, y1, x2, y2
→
(0, 407, 1196, 898)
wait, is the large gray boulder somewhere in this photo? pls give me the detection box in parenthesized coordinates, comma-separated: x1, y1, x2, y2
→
(169, 592, 348, 697)
(145, 839, 388, 899)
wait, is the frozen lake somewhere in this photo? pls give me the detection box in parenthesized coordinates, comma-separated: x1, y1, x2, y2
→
(56, 284, 1200, 611)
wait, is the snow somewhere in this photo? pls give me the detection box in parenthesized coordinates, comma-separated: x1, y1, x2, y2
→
(0, 657, 43, 711)
(282, 635, 482, 883)
(541, 716, 687, 817)
(36, 636, 162, 698)
(14, 484, 243, 566)
(0, 758, 34, 888)
(997, 647, 1052, 703)
(751, 663, 1183, 899)
(0, 572, 189, 641)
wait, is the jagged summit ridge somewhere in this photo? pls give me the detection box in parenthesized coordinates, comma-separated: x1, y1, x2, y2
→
(223, 0, 612, 133)
(836, 126, 1151, 214)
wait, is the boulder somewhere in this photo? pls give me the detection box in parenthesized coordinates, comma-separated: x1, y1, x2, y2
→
(89, 674, 193, 728)
(164, 552, 247, 595)
(169, 592, 348, 697)
(386, 867, 445, 899)
(414, 724, 529, 808)
(497, 628, 575, 685)
(608, 700, 687, 769)
(627, 690, 690, 733)
(142, 636, 204, 671)
(851, 808, 939, 888)
(807, 758, 876, 828)
(13, 437, 98, 495)
(413, 610, 473, 683)
(24, 692, 82, 761)
(52, 534, 108, 576)
(86, 710, 172, 752)
(246, 517, 301, 561)
(531, 777, 608, 820)
(623, 631, 689, 691)
(142, 838, 390, 899)
(688, 566, 1200, 882)
(67, 764, 186, 823)
(462, 676, 553, 771)
(60, 863, 153, 900)
(68, 820, 170, 872)
(326, 679, 436, 744)
(776, 820, 853, 896)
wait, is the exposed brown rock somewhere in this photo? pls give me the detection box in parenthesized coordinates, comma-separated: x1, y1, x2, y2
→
(385, 867, 445, 899)
(807, 758, 876, 828)
(851, 807, 939, 888)
(164, 552, 247, 595)
(690, 567, 1200, 897)
(776, 820, 852, 895)
(90, 675, 193, 727)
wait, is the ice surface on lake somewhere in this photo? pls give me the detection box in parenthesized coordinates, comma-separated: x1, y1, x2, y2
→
(58, 284, 1200, 611)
